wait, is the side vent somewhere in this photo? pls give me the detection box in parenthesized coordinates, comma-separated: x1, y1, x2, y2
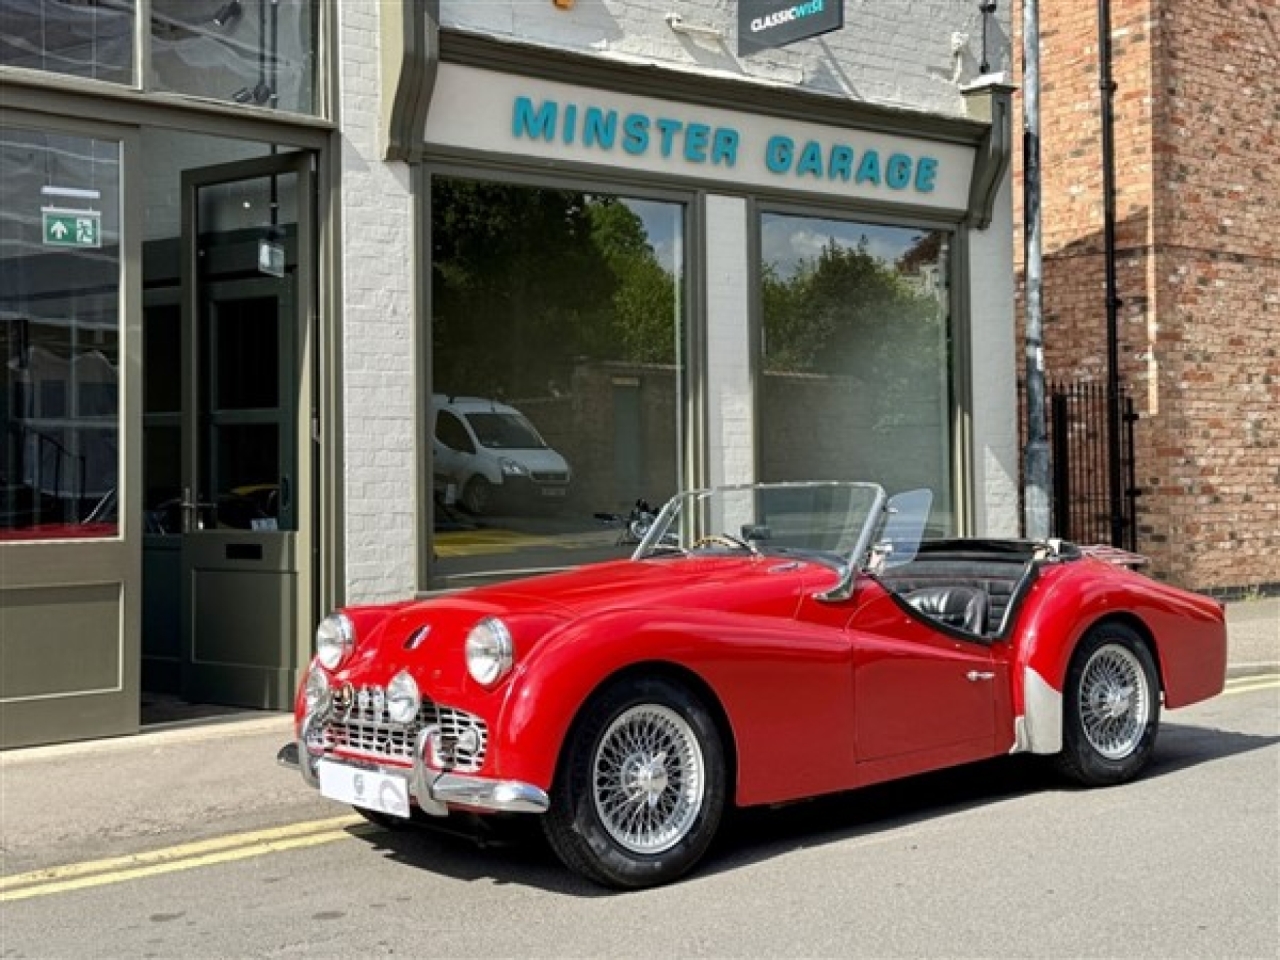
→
(404, 624, 430, 650)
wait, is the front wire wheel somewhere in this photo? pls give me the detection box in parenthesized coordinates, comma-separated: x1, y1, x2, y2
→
(594, 704, 704, 855)
(1056, 623, 1161, 786)
(543, 678, 726, 889)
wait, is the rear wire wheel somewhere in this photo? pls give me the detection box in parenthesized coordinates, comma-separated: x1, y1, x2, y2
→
(542, 677, 726, 889)
(1055, 622, 1161, 786)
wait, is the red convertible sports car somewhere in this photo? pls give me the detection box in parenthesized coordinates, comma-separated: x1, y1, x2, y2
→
(278, 482, 1227, 889)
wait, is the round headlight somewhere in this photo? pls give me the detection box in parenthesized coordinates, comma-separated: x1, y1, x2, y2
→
(315, 612, 354, 670)
(465, 617, 514, 686)
(304, 663, 330, 713)
(386, 669, 421, 724)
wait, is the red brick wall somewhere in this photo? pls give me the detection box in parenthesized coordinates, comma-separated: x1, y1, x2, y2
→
(1011, 0, 1279, 592)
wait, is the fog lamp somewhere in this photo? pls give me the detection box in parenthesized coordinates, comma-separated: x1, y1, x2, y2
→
(387, 669, 421, 724)
(304, 664, 330, 713)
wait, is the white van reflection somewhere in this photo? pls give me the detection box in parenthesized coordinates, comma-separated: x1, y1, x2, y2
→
(432, 395, 572, 515)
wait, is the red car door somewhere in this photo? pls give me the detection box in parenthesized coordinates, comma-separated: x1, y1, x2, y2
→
(847, 588, 1004, 784)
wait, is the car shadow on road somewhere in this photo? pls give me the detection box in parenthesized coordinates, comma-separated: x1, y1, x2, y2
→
(345, 721, 1277, 895)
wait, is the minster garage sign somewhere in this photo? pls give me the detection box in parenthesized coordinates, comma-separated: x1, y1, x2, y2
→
(738, 0, 844, 55)
(425, 65, 976, 216)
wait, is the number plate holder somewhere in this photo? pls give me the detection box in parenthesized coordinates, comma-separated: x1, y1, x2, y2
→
(317, 760, 411, 819)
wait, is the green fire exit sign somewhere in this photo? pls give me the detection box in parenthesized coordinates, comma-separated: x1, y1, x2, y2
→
(43, 210, 101, 248)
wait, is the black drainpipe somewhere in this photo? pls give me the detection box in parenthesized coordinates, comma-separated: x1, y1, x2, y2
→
(1097, 0, 1125, 547)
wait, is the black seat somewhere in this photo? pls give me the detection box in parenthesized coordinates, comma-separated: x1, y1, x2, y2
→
(903, 586, 989, 635)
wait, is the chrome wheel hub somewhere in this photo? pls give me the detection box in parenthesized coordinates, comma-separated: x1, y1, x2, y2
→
(593, 704, 704, 855)
(628, 753, 669, 802)
(1079, 644, 1150, 760)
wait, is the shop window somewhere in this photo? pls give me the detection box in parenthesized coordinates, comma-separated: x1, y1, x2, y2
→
(1, 127, 121, 539)
(0, 1, 318, 115)
(0, 0, 135, 83)
(429, 177, 685, 586)
(759, 213, 956, 535)
(149, 0, 317, 115)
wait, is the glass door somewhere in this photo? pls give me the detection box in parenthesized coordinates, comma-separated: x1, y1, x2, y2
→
(168, 152, 313, 708)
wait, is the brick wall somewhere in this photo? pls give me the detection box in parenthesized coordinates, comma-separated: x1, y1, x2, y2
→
(1012, 0, 1279, 592)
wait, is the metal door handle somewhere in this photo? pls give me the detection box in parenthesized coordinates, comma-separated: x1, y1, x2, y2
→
(179, 487, 217, 531)
(966, 670, 996, 682)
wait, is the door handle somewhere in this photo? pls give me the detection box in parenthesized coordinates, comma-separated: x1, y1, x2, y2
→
(966, 670, 996, 682)
(179, 487, 217, 531)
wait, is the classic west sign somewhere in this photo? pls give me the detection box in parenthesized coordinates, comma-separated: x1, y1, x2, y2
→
(738, 0, 844, 55)
(424, 65, 974, 214)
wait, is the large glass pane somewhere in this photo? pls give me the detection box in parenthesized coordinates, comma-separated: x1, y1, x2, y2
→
(0, 0, 135, 83)
(149, 0, 317, 115)
(430, 178, 685, 586)
(0, 127, 121, 539)
(759, 214, 956, 535)
(207, 423, 279, 530)
(213, 295, 278, 410)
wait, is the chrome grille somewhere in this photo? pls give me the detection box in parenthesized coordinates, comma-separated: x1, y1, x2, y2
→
(321, 698, 488, 773)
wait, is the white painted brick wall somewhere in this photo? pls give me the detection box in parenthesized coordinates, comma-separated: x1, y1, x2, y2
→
(338, 0, 418, 602)
(704, 195, 754, 487)
(442, 0, 1011, 117)
(968, 175, 1020, 536)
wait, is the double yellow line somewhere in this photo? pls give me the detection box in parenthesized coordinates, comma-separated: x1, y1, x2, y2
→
(1222, 672, 1280, 697)
(0, 814, 367, 903)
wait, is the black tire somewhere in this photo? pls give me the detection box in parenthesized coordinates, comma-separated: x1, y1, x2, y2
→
(541, 677, 727, 890)
(461, 476, 492, 515)
(1055, 622, 1161, 786)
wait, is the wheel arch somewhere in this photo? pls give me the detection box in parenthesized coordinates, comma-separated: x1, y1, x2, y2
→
(553, 660, 740, 805)
(1019, 609, 1163, 755)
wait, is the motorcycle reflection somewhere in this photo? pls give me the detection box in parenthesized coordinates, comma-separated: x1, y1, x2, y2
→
(594, 498, 656, 546)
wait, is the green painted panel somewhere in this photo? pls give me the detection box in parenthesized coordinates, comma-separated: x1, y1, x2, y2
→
(0, 583, 122, 699)
(191, 568, 297, 670)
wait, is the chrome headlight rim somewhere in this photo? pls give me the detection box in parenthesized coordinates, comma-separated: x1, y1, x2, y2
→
(465, 616, 515, 687)
(386, 669, 421, 724)
(315, 612, 355, 670)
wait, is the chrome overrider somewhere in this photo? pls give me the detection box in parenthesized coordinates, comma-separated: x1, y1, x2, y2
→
(276, 710, 549, 817)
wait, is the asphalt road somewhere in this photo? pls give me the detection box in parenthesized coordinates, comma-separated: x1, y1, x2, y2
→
(2, 676, 1276, 959)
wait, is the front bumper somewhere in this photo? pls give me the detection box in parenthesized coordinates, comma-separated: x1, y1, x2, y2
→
(276, 721, 549, 817)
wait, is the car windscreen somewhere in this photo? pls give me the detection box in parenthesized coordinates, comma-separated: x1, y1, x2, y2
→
(465, 412, 547, 449)
(638, 482, 885, 561)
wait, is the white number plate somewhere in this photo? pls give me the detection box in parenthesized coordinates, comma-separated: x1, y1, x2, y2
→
(317, 760, 411, 818)
(540, 487, 567, 497)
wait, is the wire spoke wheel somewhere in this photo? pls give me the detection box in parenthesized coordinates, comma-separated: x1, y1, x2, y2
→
(543, 678, 725, 888)
(592, 704, 705, 855)
(1077, 643, 1151, 759)
(1056, 623, 1160, 787)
